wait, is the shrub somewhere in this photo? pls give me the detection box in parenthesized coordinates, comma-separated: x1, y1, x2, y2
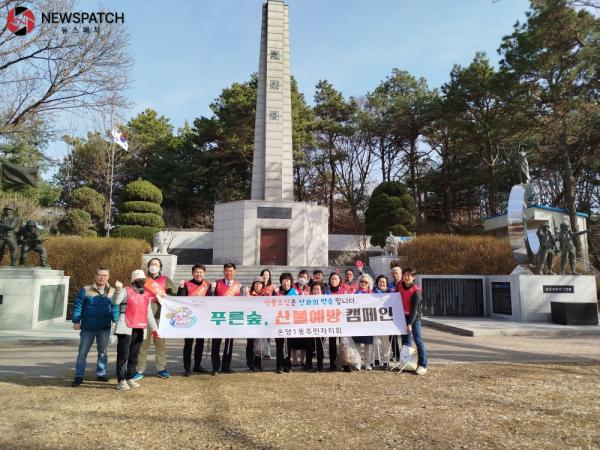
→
(57, 209, 93, 236)
(121, 179, 163, 204)
(112, 225, 160, 245)
(115, 179, 164, 243)
(365, 181, 416, 248)
(121, 201, 163, 216)
(70, 187, 105, 222)
(34, 236, 151, 316)
(398, 234, 515, 275)
(118, 212, 164, 228)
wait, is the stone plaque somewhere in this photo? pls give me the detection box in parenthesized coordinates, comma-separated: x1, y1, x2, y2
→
(37, 284, 65, 321)
(257, 207, 292, 219)
(270, 50, 280, 60)
(491, 281, 512, 315)
(270, 79, 280, 89)
(422, 278, 484, 316)
(269, 110, 280, 120)
(543, 285, 574, 294)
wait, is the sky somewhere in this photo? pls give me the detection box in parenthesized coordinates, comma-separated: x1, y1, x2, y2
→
(47, 0, 531, 166)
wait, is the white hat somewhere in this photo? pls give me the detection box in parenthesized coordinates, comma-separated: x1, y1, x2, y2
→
(131, 269, 146, 283)
(253, 276, 265, 284)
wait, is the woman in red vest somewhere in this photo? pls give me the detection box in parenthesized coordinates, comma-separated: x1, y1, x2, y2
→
(133, 257, 175, 381)
(258, 268, 275, 360)
(246, 277, 265, 372)
(325, 272, 348, 371)
(398, 268, 428, 375)
(210, 263, 243, 375)
(177, 263, 212, 377)
(275, 272, 298, 373)
(113, 270, 158, 391)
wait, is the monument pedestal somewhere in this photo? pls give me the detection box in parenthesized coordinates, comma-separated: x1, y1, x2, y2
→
(212, 200, 328, 266)
(142, 253, 178, 281)
(0, 268, 70, 330)
(486, 274, 597, 322)
(368, 256, 403, 277)
(551, 301, 599, 325)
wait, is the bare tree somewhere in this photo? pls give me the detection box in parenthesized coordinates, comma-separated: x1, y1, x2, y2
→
(0, 0, 132, 136)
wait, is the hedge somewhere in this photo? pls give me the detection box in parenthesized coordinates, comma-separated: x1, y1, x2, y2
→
(118, 212, 165, 228)
(112, 225, 160, 245)
(398, 234, 515, 275)
(121, 179, 163, 204)
(121, 201, 163, 216)
(70, 187, 105, 221)
(31, 236, 151, 316)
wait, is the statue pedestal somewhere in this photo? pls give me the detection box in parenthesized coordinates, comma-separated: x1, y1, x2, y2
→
(0, 267, 69, 330)
(142, 253, 178, 281)
(368, 256, 404, 277)
(485, 274, 597, 322)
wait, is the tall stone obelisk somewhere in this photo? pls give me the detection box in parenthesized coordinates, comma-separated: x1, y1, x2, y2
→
(251, 0, 294, 201)
(212, 0, 328, 267)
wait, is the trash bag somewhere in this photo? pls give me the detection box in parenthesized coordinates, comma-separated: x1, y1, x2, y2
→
(396, 344, 417, 372)
(336, 337, 362, 370)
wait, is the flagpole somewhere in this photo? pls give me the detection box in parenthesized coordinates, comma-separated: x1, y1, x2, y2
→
(106, 140, 116, 237)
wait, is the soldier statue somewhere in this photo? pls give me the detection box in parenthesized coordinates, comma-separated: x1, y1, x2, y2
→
(516, 144, 531, 185)
(17, 220, 48, 267)
(556, 222, 588, 275)
(384, 231, 398, 257)
(535, 224, 557, 275)
(0, 205, 19, 266)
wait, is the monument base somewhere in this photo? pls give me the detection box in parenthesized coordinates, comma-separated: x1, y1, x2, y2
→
(0, 267, 70, 330)
(368, 256, 403, 277)
(551, 301, 599, 325)
(143, 253, 178, 281)
(486, 274, 597, 322)
(212, 200, 328, 266)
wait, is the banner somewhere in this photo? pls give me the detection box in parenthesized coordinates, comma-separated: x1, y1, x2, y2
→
(159, 293, 407, 338)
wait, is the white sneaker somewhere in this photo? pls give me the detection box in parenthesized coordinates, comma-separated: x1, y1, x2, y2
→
(127, 379, 140, 388)
(116, 380, 130, 390)
(416, 366, 428, 375)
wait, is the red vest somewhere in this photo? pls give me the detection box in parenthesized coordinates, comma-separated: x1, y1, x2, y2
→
(144, 274, 168, 299)
(293, 283, 310, 295)
(399, 283, 421, 316)
(342, 282, 357, 294)
(328, 285, 349, 295)
(215, 279, 241, 296)
(262, 285, 276, 296)
(184, 279, 210, 296)
(124, 286, 153, 329)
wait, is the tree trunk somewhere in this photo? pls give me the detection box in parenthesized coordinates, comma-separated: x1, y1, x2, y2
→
(379, 138, 386, 182)
(560, 129, 582, 255)
(409, 139, 419, 221)
(328, 148, 336, 232)
(488, 164, 498, 217)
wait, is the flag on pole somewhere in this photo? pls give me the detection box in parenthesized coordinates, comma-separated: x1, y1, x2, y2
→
(111, 128, 128, 151)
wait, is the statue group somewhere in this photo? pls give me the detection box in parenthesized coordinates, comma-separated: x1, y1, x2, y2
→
(535, 222, 588, 275)
(0, 205, 48, 267)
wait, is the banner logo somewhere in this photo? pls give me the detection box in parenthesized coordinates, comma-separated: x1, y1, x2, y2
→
(166, 307, 198, 328)
(7, 6, 36, 35)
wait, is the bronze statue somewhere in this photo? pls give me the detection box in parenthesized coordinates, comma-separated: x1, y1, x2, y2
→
(535, 224, 557, 275)
(17, 220, 48, 267)
(0, 205, 19, 266)
(556, 223, 588, 275)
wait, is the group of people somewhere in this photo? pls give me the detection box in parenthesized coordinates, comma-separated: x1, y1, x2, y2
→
(71, 258, 428, 391)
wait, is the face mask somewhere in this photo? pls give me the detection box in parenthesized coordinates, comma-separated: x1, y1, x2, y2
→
(297, 278, 307, 286)
(148, 266, 160, 275)
(133, 279, 146, 289)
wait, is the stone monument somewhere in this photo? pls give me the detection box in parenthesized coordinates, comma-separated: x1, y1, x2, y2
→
(212, 0, 328, 266)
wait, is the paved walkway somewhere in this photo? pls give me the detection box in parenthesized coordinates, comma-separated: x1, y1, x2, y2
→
(1, 327, 599, 379)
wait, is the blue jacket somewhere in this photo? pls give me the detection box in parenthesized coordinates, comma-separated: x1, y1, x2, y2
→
(71, 285, 119, 330)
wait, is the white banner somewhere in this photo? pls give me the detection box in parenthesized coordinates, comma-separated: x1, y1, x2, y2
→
(159, 293, 407, 338)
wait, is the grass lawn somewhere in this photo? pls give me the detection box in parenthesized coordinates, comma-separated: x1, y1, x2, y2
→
(0, 363, 598, 449)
